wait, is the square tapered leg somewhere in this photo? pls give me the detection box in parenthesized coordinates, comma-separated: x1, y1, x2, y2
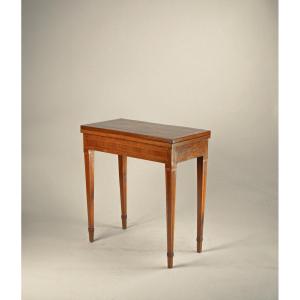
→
(165, 163, 176, 268)
(84, 150, 95, 242)
(118, 155, 127, 229)
(197, 156, 208, 252)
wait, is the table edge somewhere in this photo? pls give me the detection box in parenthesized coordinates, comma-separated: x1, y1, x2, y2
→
(80, 125, 211, 144)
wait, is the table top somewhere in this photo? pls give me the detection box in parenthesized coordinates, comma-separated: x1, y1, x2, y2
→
(81, 118, 210, 144)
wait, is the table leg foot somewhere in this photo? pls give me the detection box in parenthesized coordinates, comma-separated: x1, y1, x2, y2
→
(121, 214, 127, 229)
(197, 238, 203, 252)
(88, 228, 94, 242)
(167, 253, 174, 268)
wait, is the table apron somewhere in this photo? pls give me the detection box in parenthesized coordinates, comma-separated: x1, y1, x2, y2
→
(83, 133, 170, 163)
(175, 139, 208, 163)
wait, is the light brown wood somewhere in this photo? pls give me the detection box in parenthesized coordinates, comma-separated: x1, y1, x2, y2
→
(84, 149, 94, 243)
(165, 160, 176, 268)
(118, 155, 127, 229)
(81, 119, 211, 268)
(83, 133, 170, 163)
(81, 118, 210, 144)
(174, 138, 208, 163)
(197, 156, 208, 252)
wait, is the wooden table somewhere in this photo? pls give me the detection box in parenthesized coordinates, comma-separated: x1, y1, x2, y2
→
(80, 118, 211, 268)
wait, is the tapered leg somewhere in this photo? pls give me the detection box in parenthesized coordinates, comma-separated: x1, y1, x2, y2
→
(197, 156, 208, 252)
(118, 155, 127, 229)
(165, 164, 176, 268)
(84, 150, 94, 242)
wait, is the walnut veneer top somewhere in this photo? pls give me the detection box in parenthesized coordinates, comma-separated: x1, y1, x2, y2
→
(80, 118, 211, 144)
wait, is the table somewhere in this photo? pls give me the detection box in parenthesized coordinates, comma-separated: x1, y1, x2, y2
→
(80, 118, 211, 268)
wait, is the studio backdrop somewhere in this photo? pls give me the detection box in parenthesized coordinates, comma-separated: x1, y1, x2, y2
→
(22, 0, 277, 299)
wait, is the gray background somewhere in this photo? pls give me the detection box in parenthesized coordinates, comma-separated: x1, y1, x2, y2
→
(22, 0, 277, 299)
